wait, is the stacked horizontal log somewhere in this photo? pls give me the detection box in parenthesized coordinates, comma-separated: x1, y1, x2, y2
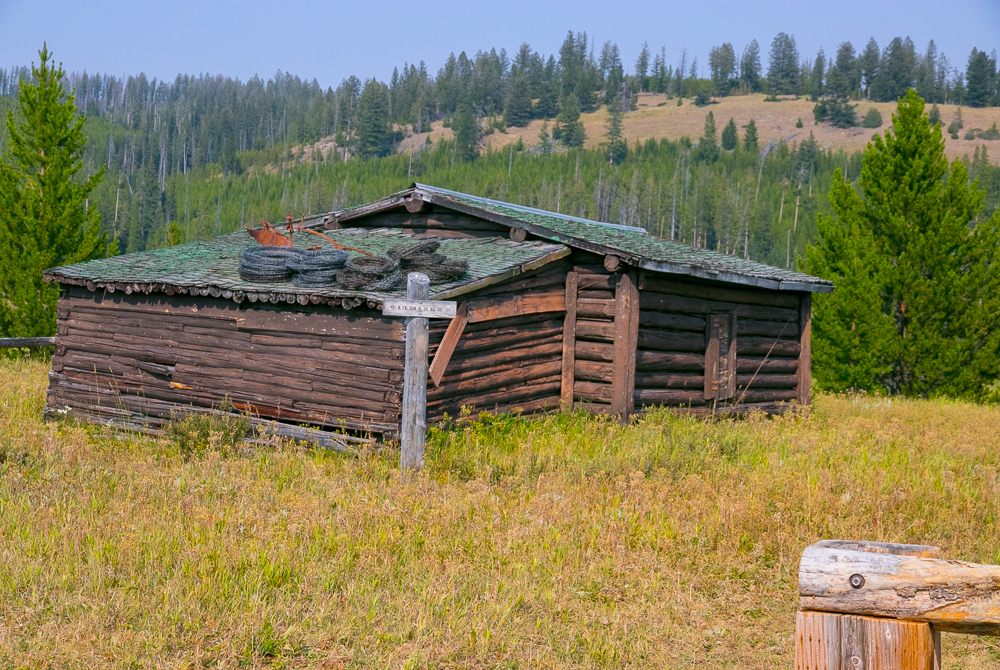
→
(637, 275, 802, 411)
(426, 263, 568, 421)
(337, 210, 511, 239)
(46, 286, 405, 435)
(571, 263, 619, 412)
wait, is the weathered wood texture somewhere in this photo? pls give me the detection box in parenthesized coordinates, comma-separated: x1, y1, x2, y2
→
(561, 272, 578, 409)
(798, 293, 813, 406)
(627, 272, 805, 412)
(0, 337, 56, 348)
(611, 270, 639, 418)
(795, 611, 938, 670)
(401, 273, 430, 470)
(428, 302, 468, 387)
(47, 288, 406, 435)
(340, 210, 510, 239)
(799, 542, 1000, 635)
(425, 264, 568, 422)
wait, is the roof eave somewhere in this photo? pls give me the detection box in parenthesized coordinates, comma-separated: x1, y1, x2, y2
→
(638, 259, 833, 293)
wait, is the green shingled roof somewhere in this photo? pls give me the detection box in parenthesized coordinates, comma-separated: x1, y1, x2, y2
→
(339, 184, 832, 293)
(45, 226, 569, 305)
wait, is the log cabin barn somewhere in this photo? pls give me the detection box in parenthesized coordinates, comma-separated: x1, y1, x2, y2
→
(44, 183, 832, 447)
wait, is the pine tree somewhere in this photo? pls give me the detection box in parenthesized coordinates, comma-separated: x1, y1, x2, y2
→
(767, 32, 801, 95)
(695, 111, 719, 162)
(554, 94, 586, 148)
(965, 48, 996, 108)
(0, 45, 113, 338)
(604, 98, 626, 164)
(875, 37, 917, 102)
(806, 90, 1000, 397)
(634, 42, 650, 92)
(859, 38, 881, 99)
(721, 117, 738, 151)
(835, 42, 859, 96)
(355, 79, 391, 158)
(927, 104, 941, 127)
(743, 118, 759, 151)
(739, 40, 762, 92)
(504, 75, 532, 127)
(709, 43, 736, 96)
(453, 102, 480, 162)
(808, 48, 826, 100)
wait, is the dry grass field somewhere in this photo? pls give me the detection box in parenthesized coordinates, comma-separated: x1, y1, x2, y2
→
(391, 93, 1000, 166)
(3, 356, 1000, 668)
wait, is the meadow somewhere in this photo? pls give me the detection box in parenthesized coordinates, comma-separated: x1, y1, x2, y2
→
(2, 356, 1000, 669)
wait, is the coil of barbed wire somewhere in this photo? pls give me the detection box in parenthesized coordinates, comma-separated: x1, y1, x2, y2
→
(239, 246, 305, 282)
(286, 249, 349, 287)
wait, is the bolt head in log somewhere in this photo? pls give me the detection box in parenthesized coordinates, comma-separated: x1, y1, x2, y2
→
(798, 540, 1000, 636)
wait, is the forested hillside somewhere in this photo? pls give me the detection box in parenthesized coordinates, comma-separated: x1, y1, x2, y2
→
(0, 30, 998, 268)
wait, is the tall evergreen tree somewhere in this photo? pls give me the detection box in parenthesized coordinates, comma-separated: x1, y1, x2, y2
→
(355, 79, 391, 158)
(859, 38, 881, 99)
(721, 117, 738, 151)
(874, 37, 917, 102)
(740, 40, 762, 92)
(806, 90, 1000, 397)
(634, 42, 650, 92)
(504, 74, 532, 127)
(767, 32, 801, 95)
(0, 45, 112, 338)
(553, 94, 586, 148)
(916, 40, 940, 103)
(604, 97, 626, 164)
(709, 43, 737, 96)
(743, 118, 759, 151)
(453, 102, 480, 162)
(601, 42, 624, 106)
(695, 110, 719, 162)
(965, 48, 996, 108)
(835, 42, 859, 96)
(808, 48, 826, 100)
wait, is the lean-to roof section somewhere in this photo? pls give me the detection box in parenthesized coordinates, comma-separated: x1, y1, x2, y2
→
(45, 225, 569, 307)
(337, 184, 833, 293)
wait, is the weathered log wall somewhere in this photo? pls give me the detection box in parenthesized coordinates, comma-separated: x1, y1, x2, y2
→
(567, 249, 809, 415)
(46, 286, 406, 434)
(425, 262, 569, 422)
(636, 273, 805, 413)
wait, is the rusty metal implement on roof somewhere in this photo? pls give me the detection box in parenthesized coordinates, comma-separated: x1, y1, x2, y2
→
(244, 220, 293, 246)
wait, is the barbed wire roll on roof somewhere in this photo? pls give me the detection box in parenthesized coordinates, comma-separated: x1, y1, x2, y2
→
(286, 249, 348, 288)
(239, 246, 304, 282)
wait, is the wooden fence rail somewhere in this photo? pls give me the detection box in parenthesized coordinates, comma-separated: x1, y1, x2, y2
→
(0, 337, 55, 348)
(797, 540, 1000, 669)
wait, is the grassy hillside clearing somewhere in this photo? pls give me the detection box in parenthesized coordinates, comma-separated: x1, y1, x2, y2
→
(2, 357, 1000, 668)
(387, 94, 1000, 166)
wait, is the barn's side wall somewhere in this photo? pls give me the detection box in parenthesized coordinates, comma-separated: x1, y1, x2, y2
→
(566, 251, 805, 415)
(47, 286, 405, 434)
(424, 261, 569, 423)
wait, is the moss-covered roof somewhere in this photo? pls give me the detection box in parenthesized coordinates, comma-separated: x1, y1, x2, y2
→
(45, 225, 569, 307)
(338, 184, 832, 293)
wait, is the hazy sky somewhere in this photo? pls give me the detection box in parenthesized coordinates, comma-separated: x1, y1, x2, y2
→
(0, 0, 997, 87)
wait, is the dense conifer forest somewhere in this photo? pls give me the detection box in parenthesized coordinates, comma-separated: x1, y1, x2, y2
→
(0, 31, 997, 269)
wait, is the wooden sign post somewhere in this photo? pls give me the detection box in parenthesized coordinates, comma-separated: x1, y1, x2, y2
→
(384, 273, 457, 471)
(796, 540, 1000, 670)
